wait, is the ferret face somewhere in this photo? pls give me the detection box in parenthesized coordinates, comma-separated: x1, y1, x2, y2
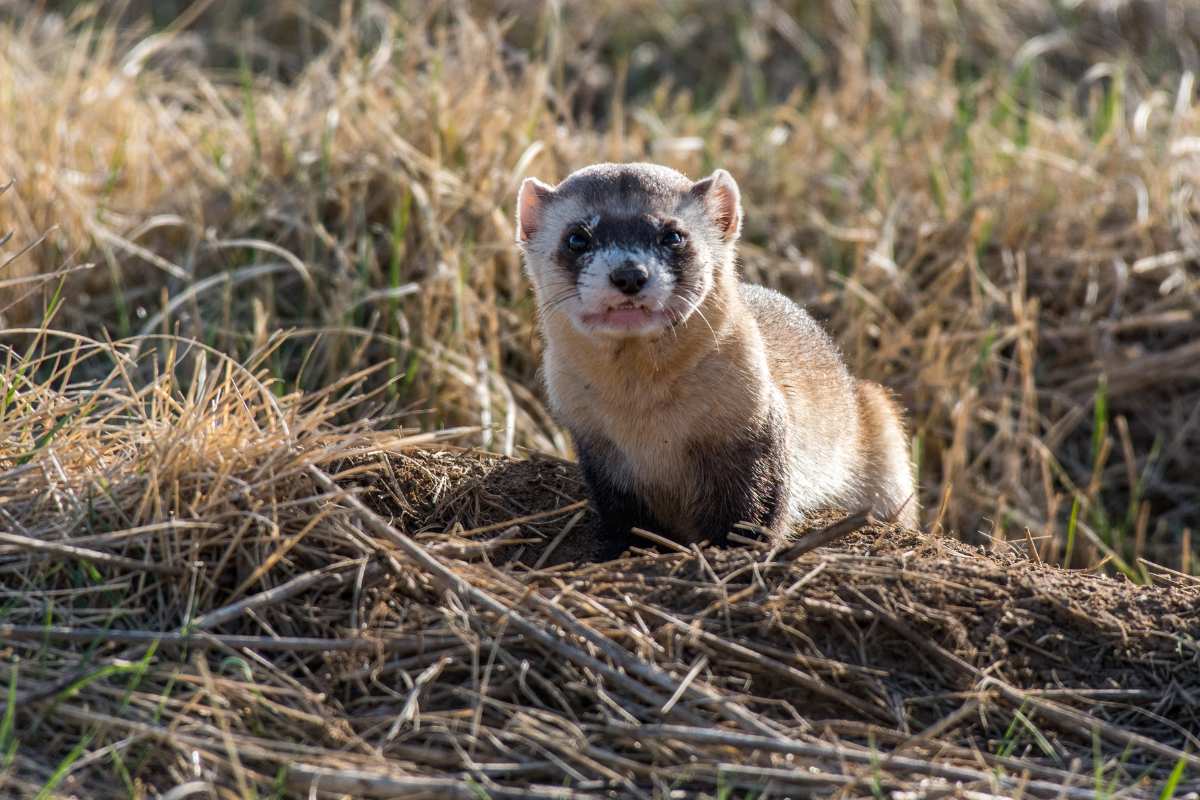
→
(516, 163, 742, 339)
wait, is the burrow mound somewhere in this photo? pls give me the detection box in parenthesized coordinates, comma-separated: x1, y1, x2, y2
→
(362, 449, 1200, 753)
(11, 446, 1200, 798)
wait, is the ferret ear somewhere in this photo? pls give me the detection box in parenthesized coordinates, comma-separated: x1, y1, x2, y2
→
(516, 177, 555, 244)
(690, 169, 742, 241)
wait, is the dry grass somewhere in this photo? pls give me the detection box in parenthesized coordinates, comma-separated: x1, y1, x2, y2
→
(1, 1, 1199, 797)
(3, 0, 1198, 567)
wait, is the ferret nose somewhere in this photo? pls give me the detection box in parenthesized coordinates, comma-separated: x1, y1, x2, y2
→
(609, 263, 649, 295)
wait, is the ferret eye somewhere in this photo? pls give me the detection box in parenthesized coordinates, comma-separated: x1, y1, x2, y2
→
(661, 230, 685, 248)
(565, 230, 591, 253)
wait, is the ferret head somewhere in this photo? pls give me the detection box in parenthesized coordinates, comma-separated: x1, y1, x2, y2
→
(515, 163, 742, 338)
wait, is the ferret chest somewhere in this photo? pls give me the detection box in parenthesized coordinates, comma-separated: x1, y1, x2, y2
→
(606, 416, 690, 489)
(564, 385, 691, 486)
(601, 418, 699, 534)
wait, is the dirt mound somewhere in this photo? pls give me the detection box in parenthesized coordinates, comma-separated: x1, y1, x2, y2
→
(355, 449, 1200, 793)
(5, 446, 1199, 798)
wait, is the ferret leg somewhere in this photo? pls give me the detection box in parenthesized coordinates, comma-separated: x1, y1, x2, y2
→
(575, 437, 666, 559)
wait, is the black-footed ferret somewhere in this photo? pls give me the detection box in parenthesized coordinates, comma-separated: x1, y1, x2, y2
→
(516, 162, 916, 557)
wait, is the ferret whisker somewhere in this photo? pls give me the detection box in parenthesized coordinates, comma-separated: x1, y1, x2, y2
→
(541, 289, 574, 305)
(538, 289, 581, 316)
(692, 306, 719, 349)
(676, 288, 719, 348)
(539, 289, 577, 310)
(661, 304, 681, 341)
(540, 300, 576, 317)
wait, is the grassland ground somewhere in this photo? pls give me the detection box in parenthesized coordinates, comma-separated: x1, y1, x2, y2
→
(3, 435, 1200, 797)
(1, 1, 1199, 797)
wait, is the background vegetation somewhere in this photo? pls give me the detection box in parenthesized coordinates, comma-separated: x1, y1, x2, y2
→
(5, 0, 1199, 573)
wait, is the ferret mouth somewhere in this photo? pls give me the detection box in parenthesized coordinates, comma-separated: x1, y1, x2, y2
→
(579, 302, 671, 335)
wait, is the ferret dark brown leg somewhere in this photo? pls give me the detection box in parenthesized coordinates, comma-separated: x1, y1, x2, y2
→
(686, 411, 788, 545)
(575, 437, 664, 559)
